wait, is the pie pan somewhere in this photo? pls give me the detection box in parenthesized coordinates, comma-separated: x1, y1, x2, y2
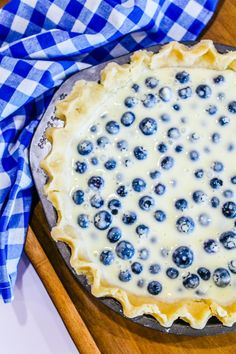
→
(29, 41, 236, 336)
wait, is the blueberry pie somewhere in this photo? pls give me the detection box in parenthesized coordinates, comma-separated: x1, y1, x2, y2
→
(41, 41, 236, 329)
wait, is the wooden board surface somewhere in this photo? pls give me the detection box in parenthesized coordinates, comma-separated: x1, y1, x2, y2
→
(1, 0, 236, 352)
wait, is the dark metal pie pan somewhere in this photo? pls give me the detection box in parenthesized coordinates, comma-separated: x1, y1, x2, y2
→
(29, 42, 236, 336)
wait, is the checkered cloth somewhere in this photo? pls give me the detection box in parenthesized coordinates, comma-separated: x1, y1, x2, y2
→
(0, 0, 218, 303)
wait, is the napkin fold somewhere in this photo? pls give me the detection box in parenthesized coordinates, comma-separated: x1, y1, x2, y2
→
(0, 0, 219, 302)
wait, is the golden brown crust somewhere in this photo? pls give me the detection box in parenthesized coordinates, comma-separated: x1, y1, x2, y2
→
(41, 40, 236, 329)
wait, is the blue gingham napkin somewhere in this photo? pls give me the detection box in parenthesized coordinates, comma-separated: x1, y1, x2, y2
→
(0, 0, 219, 303)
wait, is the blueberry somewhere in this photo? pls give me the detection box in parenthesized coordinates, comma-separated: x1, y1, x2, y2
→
(104, 159, 116, 170)
(154, 183, 166, 195)
(124, 96, 137, 108)
(223, 189, 233, 198)
(222, 201, 236, 218)
(107, 227, 122, 243)
(159, 86, 172, 102)
(197, 267, 211, 281)
(206, 105, 217, 115)
(178, 86, 192, 99)
(213, 75, 224, 84)
(149, 170, 160, 179)
(211, 132, 220, 144)
(136, 224, 149, 236)
(203, 239, 218, 253)
(77, 140, 93, 155)
(75, 161, 87, 174)
(116, 139, 128, 151)
(105, 121, 120, 134)
(228, 143, 234, 151)
(176, 216, 195, 233)
(94, 210, 112, 230)
(131, 262, 143, 274)
(175, 145, 183, 153)
(145, 76, 159, 88)
(167, 127, 180, 139)
(175, 198, 188, 211)
(212, 161, 223, 172)
(192, 190, 206, 203)
(228, 101, 236, 114)
(90, 195, 104, 208)
(213, 268, 231, 287)
(149, 264, 161, 274)
(173, 104, 181, 111)
(157, 143, 168, 153)
(139, 196, 154, 211)
(132, 178, 146, 192)
(116, 185, 128, 198)
(211, 196, 220, 208)
(108, 199, 121, 215)
(172, 246, 193, 268)
(194, 169, 204, 178)
(88, 176, 104, 191)
(189, 150, 199, 161)
(139, 117, 157, 136)
(77, 214, 89, 228)
(72, 190, 84, 205)
(138, 248, 149, 260)
(228, 260, 236, 274)
(183, 273, 200, 289)
(160, 113, 170, 122)
(219, 231, 236, 249)
(137, 279, 145, 288)
(90, 125, 97, 133)
(121, 111, 136, 127)
(175, 71, 189, 84)
(100, 250, 114, 265)
(210, 177, 223, 189)
(97, 136, 109, 148)
(119, 270, 132, 282)
(166, 267, 179, 279)
(91, 157, 98, 165)
(142, 93, 158, 108)
(160, 156, 174, 170)
(116, 240, 135, 260)
(231, 176, 236, 184)
(196, 84, 212, 99)
(198, 213, 211, 226)
(218, 116, 230, 126)
(147, 281, 162, 295)
(154, 210, 166, 222)
(133, 146, 148, 160)
(132, 83, 139, 92)
(122, 211, 137, 225)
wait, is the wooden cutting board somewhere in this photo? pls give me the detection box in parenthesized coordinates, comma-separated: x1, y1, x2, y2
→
(1, 0, 236, 352)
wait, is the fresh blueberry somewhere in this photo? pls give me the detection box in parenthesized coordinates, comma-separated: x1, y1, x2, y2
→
(192, 190, 206, 203)
(119, 270, 132, 282)
(210, 177, 223, 189)
(172, 246, 193, 268)
(138, 248, 149, 260)
(96, 136, 109, 148)
(178, 86, 192, 99)
(198, 213, 211, 226)
(160, 113, 170, 122)
(211, 132, 220, 144)
(147, 281, 162, 295)
(222, 201, 236, 218)
(228, 101, 236, 114)
(231, 176, 236, 184)
(100, 250, 114, 265)
(223, 189, 233, 198)
(90, 125, 97, 133)
(157, 143, 168, 153)
(197, 267, 211, 281)
(116, 240, 135, 260)
(212, 161, 223, 172)
(218, 116, 230, 126)
(122, 211, 137, 225)
(154, 183, 166, 195)
(116, 185, 128, 197)
(149, 170, 160, 179)
(175, 71, 189, 84)
(145, 76, 159, 88)
(139, 117, 157, 136)
(94, 210, 112, 230)
(133, 146, 148, 160)
(211, 196, 220, 208)
(108, 199, 121, 215)
(131, 262, 143, 274)
(116, 139, 128, 151)
(159, 86, 172, 102)
(173, 104, 181, 111)
(75, 161, 87, 174)
(124, 96, 137, 108)
(154, 210, 166, 222)
(166, 267, 179, 279)
(203, 239, 218, 253)
(206, 105, 217, 115)
(213, 268, 231, 287)
(72, 190, 84, 205)
(90, 195, 104, 208)
(77, 214, 89, 228)
(194, 169, 204, 178)
(121, 111, 136, 127)
(213, 75, 224, 84)
(104, 159, 116, 170)
(132, 178, 146, 192)
(88, 176, 104, 191)
(176, 216, 195, 233)
(142, 93, 158, 108)
(105, 121, 120, 135)
(107, 227, 122, 243)
(149, 264, 161, 274)
(175, 145, 183, 153)
(189, 150, 199, 161)
(196, 84, 212, 99)
(167, 127, 180, 139)
(160, 156, 174, 170)
(136, 224, 149, 236)
(175, 198, 188, 211)
(228, 260, 236, 274)
(91, 157, 98, 165)
(77, 140, 93, 155)
(183, 273, 200, 289)
(219, 231, 236, 249)
(132, 83, 139, 92)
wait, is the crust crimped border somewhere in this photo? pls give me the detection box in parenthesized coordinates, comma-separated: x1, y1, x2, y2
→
(41, 40, 236, 329)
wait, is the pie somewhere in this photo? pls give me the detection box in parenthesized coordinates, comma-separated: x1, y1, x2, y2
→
(41, 40, 236, 329)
